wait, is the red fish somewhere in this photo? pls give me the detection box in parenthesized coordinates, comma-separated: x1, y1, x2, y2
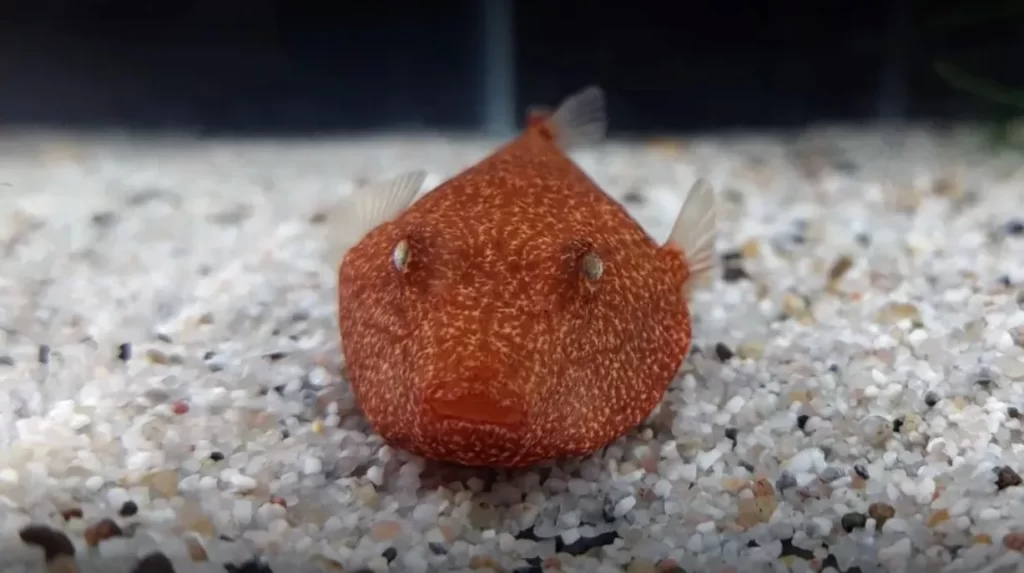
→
(328, 86, 717, 467)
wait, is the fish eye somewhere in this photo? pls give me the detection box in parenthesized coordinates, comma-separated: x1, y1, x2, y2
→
(392, 239, 411, 272)
(581, 251, 604, 281)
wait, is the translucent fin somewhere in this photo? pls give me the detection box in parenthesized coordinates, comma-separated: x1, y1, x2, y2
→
(666, 178, 717, 299)
(324, 169, 426, 266)
(548, 85, 607, 150)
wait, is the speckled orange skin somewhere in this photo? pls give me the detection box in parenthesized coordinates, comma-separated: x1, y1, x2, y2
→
(338, 120, 694, 468)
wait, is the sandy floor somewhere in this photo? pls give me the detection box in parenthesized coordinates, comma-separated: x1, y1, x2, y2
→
(2, 126, 1024, 572)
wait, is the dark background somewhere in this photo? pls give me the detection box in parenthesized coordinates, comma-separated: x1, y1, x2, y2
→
(0, 0, 1021, 137)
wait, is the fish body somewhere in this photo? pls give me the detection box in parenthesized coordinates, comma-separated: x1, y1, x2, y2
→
(330, 86, 716, 467)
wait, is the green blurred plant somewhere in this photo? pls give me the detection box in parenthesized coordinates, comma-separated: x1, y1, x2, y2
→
(929, 1, 1024, 148)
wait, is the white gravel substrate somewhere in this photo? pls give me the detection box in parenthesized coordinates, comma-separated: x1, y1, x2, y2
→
(3, 126, 1024, 572)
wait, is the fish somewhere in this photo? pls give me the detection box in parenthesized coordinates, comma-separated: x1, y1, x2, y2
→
(328, 85, 717, 468)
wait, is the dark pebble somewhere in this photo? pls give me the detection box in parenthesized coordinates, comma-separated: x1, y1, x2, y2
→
(1010, 407, 1021, 419)
(427, 542, 447, 555)
(779, 537, 815, 559)
(155, 332, 174, 343)
(1006, 219, 1024, 236)
(556, 530, 619, 556)
(775, 471, 797, 491)
(224, 557, 274, 573)
(133, 551, 176, 573)
(854, 233, 871, 247)
(976, 377, 993, 389)
(714, 342, 735, 362)
(0, 355, 13, 366)
(119, 500, 139, 517)
(996, 466, 1023, 490)
(290, 309, 310, 322)
(722, 265, 751, 282)
(724, 427, 738, 443)
(117, 342, 133, 362)
(210, 451, 225, 462)
(892, 417, 904, 433)
(924, 391, 940, 408)
(37, 344, 51, 364)
(264, 351, 289, 362)
(381, 547, 397, 562)
(796, 414, 809, 431)
(854, 464, 870, 479)
(721, 250, 742, 262)
(19, 524, 75, 560)
(90, 211, 120, 228)
(202, 350, 216, 360)
(840, 512, 867, 532)
(998, 275, 1013, 288)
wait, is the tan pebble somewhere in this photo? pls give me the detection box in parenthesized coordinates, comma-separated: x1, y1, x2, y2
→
(932, 173, 964, 199)
(782, 292, 812, 320)
(145, 348, 171, 365)
(83, 519, 122, 547)
(851, 475, 867, 490)
(626, 559, 658, 573)
(927, 508, 950, 527)
(141, 470, 179, 498)
(371, 519, 402, 541)
(722, 477, 747, 494)
(867, 502, 895, 530)
(786, 390, 812, 405)
(975, 533, 992, 545)
(751, 477, 775, 497)
(1003, 531, 1024, 551)
(740, 239, 761, 259)
(179, 504, 217, 538)
(310, 554, 344, 571)
(736, 341, 764, 360)
(185, 536, 208, 561)
(874, 302, 920, 325)
(735, 496, 777, 528)
(47, 555, 79, 573)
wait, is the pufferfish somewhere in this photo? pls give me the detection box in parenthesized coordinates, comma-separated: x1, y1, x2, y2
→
(324, 86, 716, 468)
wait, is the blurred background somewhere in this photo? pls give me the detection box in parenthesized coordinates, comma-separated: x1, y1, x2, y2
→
(0, 0, 1021, 138)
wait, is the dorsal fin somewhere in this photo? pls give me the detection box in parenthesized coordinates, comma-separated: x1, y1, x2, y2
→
(535, 85, 607, 151)
(665, 178, 717, 299)
(324, 169, 426, 266)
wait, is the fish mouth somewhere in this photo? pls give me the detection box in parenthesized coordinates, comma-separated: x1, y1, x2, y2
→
(423, 386, 528, 430)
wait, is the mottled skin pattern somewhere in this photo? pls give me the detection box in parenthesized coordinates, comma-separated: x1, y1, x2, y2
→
(338, 122, 694, 467)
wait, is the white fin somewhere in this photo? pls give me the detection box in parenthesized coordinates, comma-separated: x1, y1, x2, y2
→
(324, 169, 426, 266)
(665, 178, 717, 298)
(549, 85, 607, 150)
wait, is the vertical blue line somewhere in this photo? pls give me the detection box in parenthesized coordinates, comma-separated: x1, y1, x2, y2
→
(480, 0, 515, 135)
(878, 0, 910, 120)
